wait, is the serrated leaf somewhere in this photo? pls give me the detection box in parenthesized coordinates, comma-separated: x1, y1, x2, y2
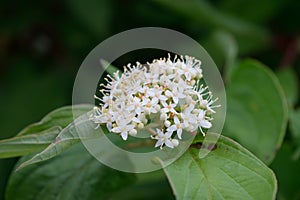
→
(224, 59, 288, 164)
(163, 133, 277, 200)
(6, 143, 136, 200)
(276, 68, 299, 107)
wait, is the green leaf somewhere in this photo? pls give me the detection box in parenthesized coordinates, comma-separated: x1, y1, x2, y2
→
(0, 127, 60, 158)
(163, 133, 277, 200)
(218, 0, 284, 24)
(276, 68, 299, 108)
(0, 105, 92, 159)
(17, 104, 93, 136)
(153, 0, 270, 53)
(223, 59, 288, 164)
(290, 108, 300, 140)
(109, 170, 175, 200)
(202, 30, 238, 81)
(289, 108, 300, 156)
(271, 143, 300, 200)
(6, 143, 136, 200)
(16, 108, 98, 170)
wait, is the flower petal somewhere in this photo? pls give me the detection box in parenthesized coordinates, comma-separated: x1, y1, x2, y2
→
(165, 140, 174, 148)
(121, 132, 128, 140)
(177, 129, 182, 139)
(165, 131, 173, 138)
(201, 120, 212, 129)
(155, 139, 164, 148)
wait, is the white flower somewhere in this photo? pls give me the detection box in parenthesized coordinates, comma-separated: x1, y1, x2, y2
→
(175, 61, 192, 81)
(167, 115, 184, 139)
(159, 74, 172, 87)
(127, 96, 143, 115)
(180, 104, 196, 127)
(142, 97, 159, 114)
(197, 110, 212, 135)
(91, 54, 219, 148)
(165, 88, 185, 104)
(144, 72, 159, 85)
(91, 107, 115, 130)
(111, 120, 135, 140)
(153, 129, 174, 149)
(200, 97, 220, 114)
(148, 85, 168, 102)
(161, 101, 177, 114)
(97, 94, 112, 108)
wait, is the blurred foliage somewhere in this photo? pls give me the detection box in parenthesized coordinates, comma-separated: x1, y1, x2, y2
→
(1, 0, 300, 199)
(224, 59, 288, 164)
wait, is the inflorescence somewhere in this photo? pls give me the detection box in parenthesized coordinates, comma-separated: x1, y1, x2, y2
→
(91, 55, 219, 149)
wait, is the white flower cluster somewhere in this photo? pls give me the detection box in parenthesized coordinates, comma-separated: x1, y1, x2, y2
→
(91, 55, 219, 149)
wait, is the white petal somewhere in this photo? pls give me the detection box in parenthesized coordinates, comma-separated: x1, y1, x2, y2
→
(133, 97, 140, 102)
(165, 131, 173, 138)
(106, 123, 113, 131)
(127, 104, 134, 111)
(155, 139, 164, 148)
(173, 97, 179, 104)
(111, 127, 121, 133)
(150, 108, 158, 113)
(161, 108, 169, 113)
(177, 129, 182, 139)
(167, 125, 177, 132)
(126, 124, 135, 131)
(178, 93, 186, 98)
(201, 120, 212, 129)
(159, 95, 168, 101)
(151, 98, 158, 104)
(132, 117, 141, 123)
(198, 110, 205, 118)
(165, 140, 174, 148)
(121, 132, 128, 140)
(165, 90, 173, 97)
(161, 101, 168, 108)
(174, 116, 180, 124)
(135, 107, 142, 115)
(147, 90, 155, 97)
(156, 129, 164, 137)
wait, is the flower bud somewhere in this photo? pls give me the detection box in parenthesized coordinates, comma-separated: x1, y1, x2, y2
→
(137, 123, 144, 129)
(155, 105, 161, 111)
(129, 129, 137, 136)
(192, 109, 199, 114)
(164, 120, 171, 127)
(160, 113, 168, 121)
(172, 139, 179, 147)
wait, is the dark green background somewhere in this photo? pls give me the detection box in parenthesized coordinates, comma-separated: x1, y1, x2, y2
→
(1, 0, 300, 199)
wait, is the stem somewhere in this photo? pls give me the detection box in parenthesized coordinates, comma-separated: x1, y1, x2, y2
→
(146, 127, 157, 136)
